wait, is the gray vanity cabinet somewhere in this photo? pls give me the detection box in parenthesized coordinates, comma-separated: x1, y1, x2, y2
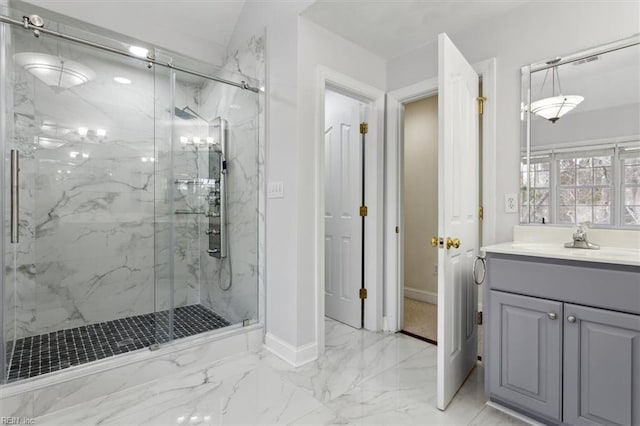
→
(485, 253, 640, 426)
(489, 291, 563, 421)
(563, 304, 640, 426)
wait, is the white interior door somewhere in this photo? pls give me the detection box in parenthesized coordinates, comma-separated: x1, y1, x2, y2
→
(324, 90, 363, 329)
(436, 33, 480, 410)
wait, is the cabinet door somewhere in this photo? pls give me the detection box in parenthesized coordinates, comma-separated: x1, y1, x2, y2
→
(489, 291, 563, 421)
(564, 304, 640, 426)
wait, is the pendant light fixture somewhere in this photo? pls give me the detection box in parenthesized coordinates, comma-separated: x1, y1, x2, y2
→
(530, 59, 584, 123)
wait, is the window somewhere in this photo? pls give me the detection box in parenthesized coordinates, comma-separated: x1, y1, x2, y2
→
(520, 155, 550, 223)
(522, 144, 640, 227)
(556, 151, 613, 225)
(621, 149, 640, 226)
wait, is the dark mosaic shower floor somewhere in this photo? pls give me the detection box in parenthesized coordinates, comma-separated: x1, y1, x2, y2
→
(5, 304, 230, 382)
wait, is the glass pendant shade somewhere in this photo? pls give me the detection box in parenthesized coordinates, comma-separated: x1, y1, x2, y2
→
(14, 53, 95, 89)
(530, 94, 584, 123)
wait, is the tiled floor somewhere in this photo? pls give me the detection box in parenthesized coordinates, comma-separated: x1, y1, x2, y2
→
(35, 318, 525, 425)
(6, 305, 229, 382)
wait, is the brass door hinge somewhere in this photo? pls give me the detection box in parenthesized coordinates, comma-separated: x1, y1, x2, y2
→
(360, 122, 368, 134)
(359, 288, 368, 299)
(479, 206, 484, 221)
(359, 206, 368, 217)
(477, 96, 487, 115)
(476, 311, 483, 325)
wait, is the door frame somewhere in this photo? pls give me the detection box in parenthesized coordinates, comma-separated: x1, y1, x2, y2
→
(384, 58, 497, 332)
(315, 66, 385, 354)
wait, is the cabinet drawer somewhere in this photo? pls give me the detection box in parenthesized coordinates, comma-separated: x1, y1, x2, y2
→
(486, 254, 640, 315)
(563, 304, 640, 426)
(489, 291, 563, 422)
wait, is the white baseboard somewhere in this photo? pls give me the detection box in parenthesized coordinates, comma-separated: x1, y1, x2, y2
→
(264, 332, 317, 367)
(404, 287, 437, 305)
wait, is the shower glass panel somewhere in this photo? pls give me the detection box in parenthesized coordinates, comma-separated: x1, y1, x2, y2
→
(1, 8, 259, 384)
(2, 21, 168, 382)
(168, 65, 259, 334)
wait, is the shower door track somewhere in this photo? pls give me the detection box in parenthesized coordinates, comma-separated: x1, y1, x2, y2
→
(0, 13, 261, 93)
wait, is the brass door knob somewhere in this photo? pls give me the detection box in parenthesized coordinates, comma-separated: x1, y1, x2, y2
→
(431, 236, 439, 247)
(446, 237, 461, 249)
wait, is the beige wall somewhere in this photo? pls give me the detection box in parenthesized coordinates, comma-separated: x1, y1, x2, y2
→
(403, 96, 438, 298)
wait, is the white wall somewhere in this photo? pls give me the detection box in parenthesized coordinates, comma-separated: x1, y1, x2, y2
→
(228, 4, 386, 356)
(296, 18, 386, 346)
(403, 96, 438, 297)
(387, 1, 640, 243)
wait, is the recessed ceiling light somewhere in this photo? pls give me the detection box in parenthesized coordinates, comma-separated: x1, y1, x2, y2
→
(113, 77, 131, 85)
(128, 46, 149, 58)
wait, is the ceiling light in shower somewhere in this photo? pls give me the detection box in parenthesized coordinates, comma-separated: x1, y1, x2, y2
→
(128, 46, 149, 58)
(37, 137, 66, 149)
(113, 77, 132, 85)
(14, 53, 95, 90)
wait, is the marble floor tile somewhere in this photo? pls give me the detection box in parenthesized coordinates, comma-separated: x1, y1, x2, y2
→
(32, 319, 521, 426)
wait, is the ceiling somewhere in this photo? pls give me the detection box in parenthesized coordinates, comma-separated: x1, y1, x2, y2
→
(20, 0, 247, 66)
(302, 0, 529, 59)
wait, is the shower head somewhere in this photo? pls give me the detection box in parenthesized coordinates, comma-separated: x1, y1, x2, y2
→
(174, 106, 208, 122)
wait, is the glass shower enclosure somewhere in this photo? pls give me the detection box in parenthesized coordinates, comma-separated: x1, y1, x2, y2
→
(1, 6, 259, 383)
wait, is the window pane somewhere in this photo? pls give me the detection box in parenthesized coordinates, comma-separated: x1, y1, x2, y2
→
(593, 166, 611, 185)
(593, 156, 611, 167)
(560, 159, 575, 169)
(593, 188, 611, 205)
(533, 206, 549, 224)
(576, 188, 592, 205)
(576, 206, 592, 223)
(559, 188, 575, 206)
(624, 165, 640, 184)
(624, 157, 640, 166)
(593, 206, 610, 224)
(625, 187, 640, 205)
(533, 189, 549, 205)
(622, 206, 640, 225)
(535, 170, 549, 187)
(576, 157, 592, 168)
(535, 162, 549, 171)
(559, 167, 575, 186)
(558, 206, 575, 224)
(577, 168, 593, 186)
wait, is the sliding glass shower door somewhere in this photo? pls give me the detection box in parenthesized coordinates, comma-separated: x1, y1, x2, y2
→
(1, 8, 260, 384)
(2, 22, 170, 381)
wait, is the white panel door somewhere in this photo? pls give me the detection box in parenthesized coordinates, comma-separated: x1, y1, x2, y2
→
(436, 33, 480, 410)
(324, 90, 363, 329)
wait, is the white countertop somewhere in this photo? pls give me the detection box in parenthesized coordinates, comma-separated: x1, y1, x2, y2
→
(482, 242, 640, 267)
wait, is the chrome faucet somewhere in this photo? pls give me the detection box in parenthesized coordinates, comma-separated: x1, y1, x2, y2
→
(564, 222, 600, 249)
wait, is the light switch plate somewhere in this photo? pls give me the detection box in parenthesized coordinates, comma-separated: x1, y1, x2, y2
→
(504, 193, 518, 213)
(267, 181, 284, 199)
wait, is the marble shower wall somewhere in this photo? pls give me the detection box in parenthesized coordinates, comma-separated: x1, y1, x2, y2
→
(199, 36, 263, 325)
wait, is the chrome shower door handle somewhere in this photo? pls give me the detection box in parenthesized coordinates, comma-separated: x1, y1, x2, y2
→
(10, 149, 19, 243)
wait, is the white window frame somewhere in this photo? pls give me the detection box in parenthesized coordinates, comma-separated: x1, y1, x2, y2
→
(523, 141, 640, 228)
